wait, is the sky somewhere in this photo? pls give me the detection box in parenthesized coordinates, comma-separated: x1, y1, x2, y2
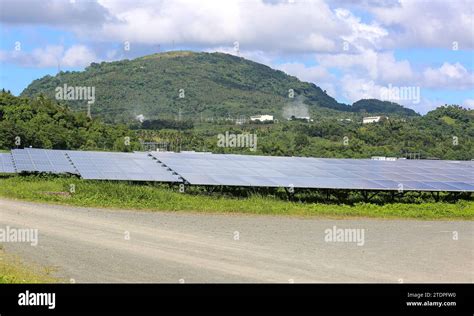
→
(0, 0, 473, 114)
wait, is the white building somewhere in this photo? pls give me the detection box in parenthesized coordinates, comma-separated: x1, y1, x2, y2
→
(250, 115, 273, 122)
(363, 116, 386, 124)
(371, 156, 397, 161)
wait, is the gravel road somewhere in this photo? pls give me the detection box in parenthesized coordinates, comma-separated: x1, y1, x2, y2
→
(0, 199, 472, 283)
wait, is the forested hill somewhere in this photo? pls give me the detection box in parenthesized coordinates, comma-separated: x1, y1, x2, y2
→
(21, 51, 417, 123)
(352, 99, 419, 117)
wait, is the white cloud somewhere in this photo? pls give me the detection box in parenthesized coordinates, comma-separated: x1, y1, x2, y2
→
(463, 99, 474, 109)
(277, 62, 332, 82)
(339, 75, 387, 103)
(206, 47, 275, 66)
(412, 97, 445, 115)
(70, 0, 474, 52)
(90, 0, 367, 54)
(0, 45, 97, 68)
(316, 50, 414, 84)
(277, 62, 336, 96)
(31, 46, 64, 68)
(2, 0, 472, 52)
(0, 0, 110, 26)
(369, 0, 474, 49)
(61, 45, 97, 67)
(423, 62, 474, 89)
(334, 8, 388, 51)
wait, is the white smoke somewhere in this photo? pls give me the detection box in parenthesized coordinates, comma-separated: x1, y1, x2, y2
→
(136, 114, 145, 123)
(282, 96, 310, 120)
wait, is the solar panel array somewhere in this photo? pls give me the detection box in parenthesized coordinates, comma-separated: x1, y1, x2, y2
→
(0, 153, 16, 173)
(3, 149, 473, 192)
(151, 152, 474, 192)
(11, 148, 78, 174)
(66, 151, 180, 182)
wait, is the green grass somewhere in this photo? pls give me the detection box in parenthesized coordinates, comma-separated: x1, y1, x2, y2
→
(0, 247, 58, 283)
(0, 175, 472, 220)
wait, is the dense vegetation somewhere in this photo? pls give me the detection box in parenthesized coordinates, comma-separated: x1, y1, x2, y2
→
(140, 118, 194, 130)
(21, 51, 417, 123)
(1, 91, 472, 160)
(139, 105, 473, 160)
(352, 99, 418, 116)
(0, 90, 140, 151)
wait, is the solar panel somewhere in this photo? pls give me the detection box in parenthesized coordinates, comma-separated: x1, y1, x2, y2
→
(5, 148, 473, 192)
(11, 148, 78, 174)
(151, 152, 474, 192)
(0, 153, 16, 173)
(66, 151, 181, 182)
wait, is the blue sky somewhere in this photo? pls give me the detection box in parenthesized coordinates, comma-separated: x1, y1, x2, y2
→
(0, 0, 473, 114)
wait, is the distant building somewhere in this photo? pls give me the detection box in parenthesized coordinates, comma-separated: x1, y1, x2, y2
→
(371, 156, 397, 161)
(250, 115, 273, 122)
(363, 116, 387, 124)
(288, 116, 312, 122)
(235, 115, 247, 125)
(338, 118, 353, 122)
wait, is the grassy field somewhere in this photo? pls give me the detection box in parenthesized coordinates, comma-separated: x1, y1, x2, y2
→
(0, 175, 472, 219)
(0, 247, 57, 283)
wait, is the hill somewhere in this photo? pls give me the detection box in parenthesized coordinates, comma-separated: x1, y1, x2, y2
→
(352, 99, 418, 116)
(21, 51, 418, 123)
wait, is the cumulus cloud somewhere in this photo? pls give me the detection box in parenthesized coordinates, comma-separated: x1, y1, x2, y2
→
(369, 0, 474, 49)
(92, 0, 349, 53)
(109, 0, 390, 53)
(423, 62, 474, 90)
(277, 62, 337, 96)
(339, 77, 438, 114)
(334, 8, 388, 51)
(277, 62, 332, 82)
(1, 0, 472, 52)
(301, 49, 471, 108)
(340, 75, 385, 102)
(205, 46, 276, 66)
(0, 45, 97, 68)
(61, 45, 97, 67)
(0, 0, 111, 26)
(315, 50, 415, 83)
(412, 97, 448, 115)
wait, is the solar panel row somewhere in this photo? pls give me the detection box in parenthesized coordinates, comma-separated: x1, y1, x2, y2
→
(12, 148, 78, 174)
(66, 151, 180, 182)
(5, 149, 473, 192)
(151, 152, 474, 192)
(9, 148, 181, 182)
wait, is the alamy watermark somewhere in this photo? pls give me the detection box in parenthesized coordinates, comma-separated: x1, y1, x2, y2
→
(217, 131, 257, 151)
(18, 290, 55, 310)
(0, 226, 38, 246)
(324, 225, 365, 246)
(380, 84, 420, 104)
(55, 84, 95, 104)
